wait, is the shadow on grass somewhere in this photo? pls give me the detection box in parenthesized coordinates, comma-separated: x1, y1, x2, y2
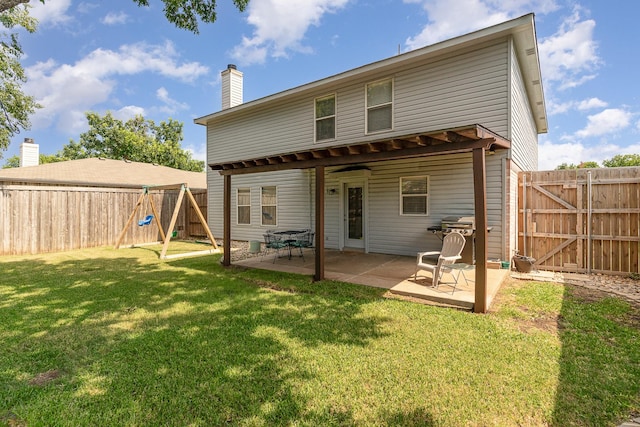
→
(0, 252, 391, 425)
(551, 285, 640, 426)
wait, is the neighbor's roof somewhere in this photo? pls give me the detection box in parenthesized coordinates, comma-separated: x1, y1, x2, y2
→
(194, 13, 547, 134)
(0, 158, 207, 189)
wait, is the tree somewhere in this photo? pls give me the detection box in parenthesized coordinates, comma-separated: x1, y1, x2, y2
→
(2, 152, 62, 168)
(0, 1, 42, 13)
(0, 1, 248, 33)
(59, 111, 204, 172)
(0, 4, 40, 157)
(132, 0, 249, 33)
(602, 154, 640, 168)
(555, 161, 600, 170)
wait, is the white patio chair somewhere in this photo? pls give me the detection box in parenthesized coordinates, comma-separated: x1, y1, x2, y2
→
(415, 232, 466, 289)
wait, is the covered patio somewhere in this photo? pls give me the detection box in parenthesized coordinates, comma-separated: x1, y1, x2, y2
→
(212, 124, 511, 313)
(235, 249, 510, 311)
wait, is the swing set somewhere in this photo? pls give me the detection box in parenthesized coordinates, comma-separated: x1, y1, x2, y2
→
(115, 183, 219, 259)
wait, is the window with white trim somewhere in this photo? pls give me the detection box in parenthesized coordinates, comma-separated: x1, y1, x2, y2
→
(237, 188, 251, 225)
(315, 94, 336, 141)
(400, 176, 429, 215)
(261, 186, 277, 226)
(366, 78, 393, 133)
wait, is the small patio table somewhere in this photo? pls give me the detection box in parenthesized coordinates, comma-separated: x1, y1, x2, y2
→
(272, 230, 307, 259)
(445, 263, 475, 292)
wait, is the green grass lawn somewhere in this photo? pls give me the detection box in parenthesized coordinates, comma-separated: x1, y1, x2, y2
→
(1, 243, 639, 426)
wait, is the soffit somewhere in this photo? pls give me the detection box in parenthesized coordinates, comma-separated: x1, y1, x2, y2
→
(209, 124, 510, 175)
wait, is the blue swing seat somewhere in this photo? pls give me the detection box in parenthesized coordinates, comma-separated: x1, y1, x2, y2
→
(138, 215, 153, 226)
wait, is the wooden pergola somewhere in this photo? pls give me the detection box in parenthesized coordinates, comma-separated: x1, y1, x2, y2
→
(210, 124, 510, 313)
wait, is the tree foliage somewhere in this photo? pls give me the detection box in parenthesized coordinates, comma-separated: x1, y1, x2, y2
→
(0, 4, 40, 157)
(555, 161, 600, 170)
(2, 152, 62, 168)
(59, 112, 204, 172)
(601, 154, 640, 168)
(131, 0, 249, 33)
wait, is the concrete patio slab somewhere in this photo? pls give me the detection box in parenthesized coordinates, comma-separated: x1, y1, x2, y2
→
(235, 249, 509, 310)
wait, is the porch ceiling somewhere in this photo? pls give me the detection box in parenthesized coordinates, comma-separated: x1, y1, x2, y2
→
(209, 124, 510, 175)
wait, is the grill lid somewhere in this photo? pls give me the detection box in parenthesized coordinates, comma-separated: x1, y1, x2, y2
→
(441, 216, 475, 228)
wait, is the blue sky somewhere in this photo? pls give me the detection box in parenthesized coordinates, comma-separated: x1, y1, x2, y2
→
(4, 0, 640, 170)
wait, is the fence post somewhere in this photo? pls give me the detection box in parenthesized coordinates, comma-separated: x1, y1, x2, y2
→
(587, 171, 592, 274)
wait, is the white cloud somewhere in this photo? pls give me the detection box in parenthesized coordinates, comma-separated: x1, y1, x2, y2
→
(547, 97, 608, 115)
(156, 87, 189, 114)
(113, 106, 146, 121)
(575, 108, 632, 138)
(577, 97, 607, 111)
(24, 42, 208, 134)
(102, 11, 129, 25)
(28, 0, 72, 26)
(538, 7, 600, 89)
(404, 0, 558, 50)
(538, 136, 640, 170)
(231, 0, 351, 65)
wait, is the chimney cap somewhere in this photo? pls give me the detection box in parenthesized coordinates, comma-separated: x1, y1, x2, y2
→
(24, 137, 34, 144)
(227, 64, 237, 70)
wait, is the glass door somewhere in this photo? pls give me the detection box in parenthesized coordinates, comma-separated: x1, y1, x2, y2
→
(344, 183, 365, 249)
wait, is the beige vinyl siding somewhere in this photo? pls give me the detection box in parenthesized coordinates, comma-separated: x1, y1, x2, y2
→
(207, 40, 511, 164)
(207, 170, 314, 242)
(324, 154, 504, 259)
(509, 42, 538, 171)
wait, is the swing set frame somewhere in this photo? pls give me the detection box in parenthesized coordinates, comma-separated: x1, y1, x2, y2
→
(115, 183, 219, 259)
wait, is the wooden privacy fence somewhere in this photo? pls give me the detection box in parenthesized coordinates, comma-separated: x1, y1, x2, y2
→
(518, 167, 640, 275)
(0, 184, 209, 256)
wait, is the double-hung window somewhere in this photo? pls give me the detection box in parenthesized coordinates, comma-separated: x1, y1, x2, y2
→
(315, 94, 336, 141)
(261, 186, 277, 226)
(366, 78, 393, 133)
(237, 188, 251, 225)
(400, 176, 429, 215)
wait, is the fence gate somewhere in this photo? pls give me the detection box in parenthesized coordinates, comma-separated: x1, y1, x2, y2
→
(518, 167, 640, 275)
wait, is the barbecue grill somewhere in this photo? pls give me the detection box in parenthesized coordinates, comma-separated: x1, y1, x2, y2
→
(441, 216, 475, 236)
(426, 216, 478, 264)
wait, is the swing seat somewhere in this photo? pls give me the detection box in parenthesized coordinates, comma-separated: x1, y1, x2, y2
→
(138, 215, 153, 226)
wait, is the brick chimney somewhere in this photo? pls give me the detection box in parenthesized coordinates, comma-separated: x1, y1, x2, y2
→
(221, 64, 243, 110)
(20, 138, 39, 167)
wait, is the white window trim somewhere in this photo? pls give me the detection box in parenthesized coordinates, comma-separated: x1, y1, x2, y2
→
(399, 175, 429, 216)
(314, 93, 337, 143)
(236, 187, 251, 225)
(261, 186, 278, 227)
(365, 77, 394, 135)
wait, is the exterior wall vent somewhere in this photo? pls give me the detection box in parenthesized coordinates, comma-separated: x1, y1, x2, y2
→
(221, 64, 243, 110)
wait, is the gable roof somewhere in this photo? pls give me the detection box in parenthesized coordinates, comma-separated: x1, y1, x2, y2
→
(0, 158, 207, 189)
(195, 13, 547, 134)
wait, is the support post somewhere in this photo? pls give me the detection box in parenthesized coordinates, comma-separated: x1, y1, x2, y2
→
(160, 185, 186, 259)
(115, 191, 146, 249)
(223, 174, 232, 267)
(314, 166, 325, 281)
(148, 190, 166, 242)
(473, 147, 488, 313)
(185, 188, 218, 250)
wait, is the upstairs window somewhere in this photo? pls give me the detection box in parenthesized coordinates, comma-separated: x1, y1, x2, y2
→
(237, 188, 251, 225)
(315, 94, 336, 141)
(366, 78, 393, 133)
(400, 176, 429, 215)
(261, 186, 277, 226)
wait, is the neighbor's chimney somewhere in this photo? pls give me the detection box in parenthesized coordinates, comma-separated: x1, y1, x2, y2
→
(20, 138, 39, 167)
(221, 64, 243, 110)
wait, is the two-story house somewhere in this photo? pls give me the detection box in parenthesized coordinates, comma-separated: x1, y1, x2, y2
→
(195, 14, 547, 312)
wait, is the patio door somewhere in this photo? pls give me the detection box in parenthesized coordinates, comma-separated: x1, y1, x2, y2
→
(343, 182, 365, 249)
